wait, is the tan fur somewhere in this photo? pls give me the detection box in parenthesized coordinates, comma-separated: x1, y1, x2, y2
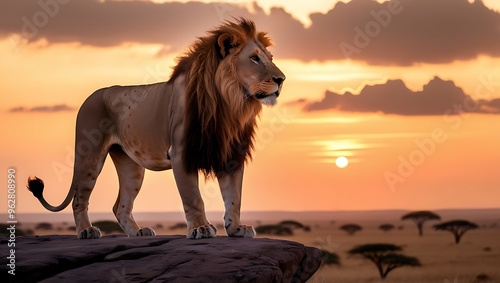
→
(27, 18, 285, 239)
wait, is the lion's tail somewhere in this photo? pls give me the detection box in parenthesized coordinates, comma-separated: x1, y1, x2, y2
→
(27, 177, 74, 212)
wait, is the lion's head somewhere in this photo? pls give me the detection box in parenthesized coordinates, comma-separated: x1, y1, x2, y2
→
(169, 18, 285, 178)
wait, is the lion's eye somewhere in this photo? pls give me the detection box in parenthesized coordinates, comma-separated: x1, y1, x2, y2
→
(250, 55, 260, 64)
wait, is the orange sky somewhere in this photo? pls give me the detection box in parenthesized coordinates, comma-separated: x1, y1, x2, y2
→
(1, 0, 500, 215)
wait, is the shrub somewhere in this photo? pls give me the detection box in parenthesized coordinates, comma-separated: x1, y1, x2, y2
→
(278, 220, 311, 232)
(169, 222, 187, 230)
(379, 224, 395, 232)
(339, 224, 362, 235)
(320, 250, 340, 267)
(93, 220, 124, 234)
(255, 224, 293, 236)
(36, 222, 53, 230)
(0, 224, 28, 236)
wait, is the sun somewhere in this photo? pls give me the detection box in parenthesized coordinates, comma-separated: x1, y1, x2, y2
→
(335, 156, 349, 168)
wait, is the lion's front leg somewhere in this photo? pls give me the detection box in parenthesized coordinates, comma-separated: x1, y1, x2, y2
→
(218, 169, 256, 238)
(170, 153, 216, 239)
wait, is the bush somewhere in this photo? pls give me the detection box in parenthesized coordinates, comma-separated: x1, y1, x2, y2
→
(474, 273, 491, 282)
(278, 220, 311, 232)
(93, 220, 124, 234)
(339, 224, 362, 235)
(169, 222, 187, 230)
(320, 250, 340, 267)
(36, 222, 53, 230)
(0, 224, 28, 236)
(379, 224, 395, 232)
(255, 224, 293, 236)
(278, 220, 305, 229)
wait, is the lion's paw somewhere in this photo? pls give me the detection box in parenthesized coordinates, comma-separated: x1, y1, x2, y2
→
(78, 226, 102, 239)
(137, 227, 156, 236)
(227, 225, 256, 238)
(187, 224, 217, 239)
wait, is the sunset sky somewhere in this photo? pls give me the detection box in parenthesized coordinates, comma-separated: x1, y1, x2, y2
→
(1, 0, 500, 215)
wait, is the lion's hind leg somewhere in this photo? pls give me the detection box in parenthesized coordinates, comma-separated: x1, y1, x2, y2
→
(72, 158, 106, 239)
(109, 145, 156, 237)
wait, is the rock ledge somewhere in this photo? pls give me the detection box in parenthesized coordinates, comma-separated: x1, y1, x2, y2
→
(1, 235, 321, 282)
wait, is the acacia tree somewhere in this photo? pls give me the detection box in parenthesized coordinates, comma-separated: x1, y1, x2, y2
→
(339, 224, 362, 235)
(401, 211, 441, 236)
(433, 220, 479, 244)
(348, 243, 421, 280)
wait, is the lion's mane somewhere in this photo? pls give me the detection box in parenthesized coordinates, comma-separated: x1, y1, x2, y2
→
(168, 19, 272, 178)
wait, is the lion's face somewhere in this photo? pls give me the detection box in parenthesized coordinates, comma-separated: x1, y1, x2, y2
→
(235, 39, 285, 106)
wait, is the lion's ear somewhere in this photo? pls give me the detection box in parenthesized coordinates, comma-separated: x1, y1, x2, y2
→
(217, 33, 238, 58)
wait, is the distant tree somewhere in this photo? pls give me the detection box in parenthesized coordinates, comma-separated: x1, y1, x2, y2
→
(320, 250, 340, 267)
(348, 243, 421, 280)
(401, 211, 441, 236)
(379, 224, 395, 232)
(433, 220, 479, 244)
(340, 224, 362, 235)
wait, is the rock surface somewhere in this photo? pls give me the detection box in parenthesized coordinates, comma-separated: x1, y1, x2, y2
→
(1, 235, 321, 282)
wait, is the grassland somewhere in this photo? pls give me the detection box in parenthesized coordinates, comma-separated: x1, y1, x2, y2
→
(11, 210, 500, 283)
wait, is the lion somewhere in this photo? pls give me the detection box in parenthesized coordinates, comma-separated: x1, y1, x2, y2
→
(27, 18, 285, 239)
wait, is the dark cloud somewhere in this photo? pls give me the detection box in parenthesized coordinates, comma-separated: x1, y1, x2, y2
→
(0, 0, 499, 65)
(285, 0, 500, 65)
(0, 0, 261, 50)
(304, 77, 500, 115)
(10, 104, 75, 113)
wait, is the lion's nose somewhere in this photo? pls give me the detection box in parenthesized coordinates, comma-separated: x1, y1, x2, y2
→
(272, 76, 285, 86)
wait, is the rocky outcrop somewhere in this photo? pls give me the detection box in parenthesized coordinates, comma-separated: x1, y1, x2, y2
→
(1, 235, 321, 282)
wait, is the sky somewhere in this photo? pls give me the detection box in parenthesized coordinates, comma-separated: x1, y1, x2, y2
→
(1, 0, 500, 216)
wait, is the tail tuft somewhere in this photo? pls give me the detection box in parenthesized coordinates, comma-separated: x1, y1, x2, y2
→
(27, 176, 44, 199)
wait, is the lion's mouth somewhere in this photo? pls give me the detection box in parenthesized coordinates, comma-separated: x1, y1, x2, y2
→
(255, 90, 279, 99)
(255, 93, 269, 99)
(253, 91, 279, 106)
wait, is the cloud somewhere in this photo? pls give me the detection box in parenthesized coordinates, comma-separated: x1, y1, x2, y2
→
(0, 0, 499, 65)
(282, 0, 500, 65)
(10, 104, 75, 113)
(0, 0, 260, 50)
(303, 77, 500, 115)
